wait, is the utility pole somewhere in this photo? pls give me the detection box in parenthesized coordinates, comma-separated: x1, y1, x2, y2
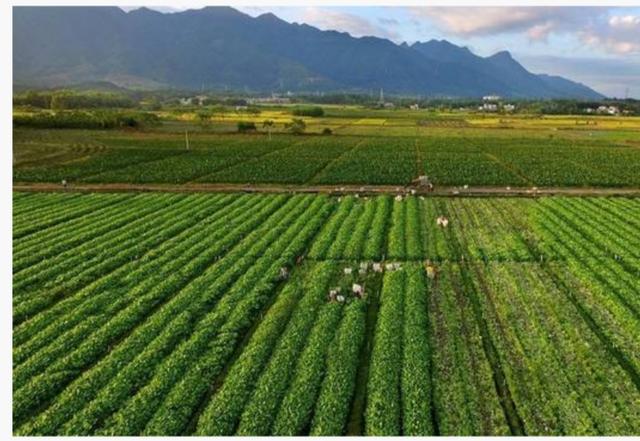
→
(185, 130, 190, 150)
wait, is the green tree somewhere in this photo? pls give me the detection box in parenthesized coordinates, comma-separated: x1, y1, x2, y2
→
(262, 119, 275, 140)
(237, 121, 257, 133)
(196, 110, 212, 127)
(285, 118, 306, 135)
(292, 106, 324, 117)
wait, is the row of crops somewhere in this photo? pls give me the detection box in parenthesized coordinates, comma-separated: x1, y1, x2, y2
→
(13, 130, 640, 186)
(13, 192, 640, 435)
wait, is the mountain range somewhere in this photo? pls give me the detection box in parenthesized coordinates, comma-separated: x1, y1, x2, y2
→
(13, 6, 605, 99)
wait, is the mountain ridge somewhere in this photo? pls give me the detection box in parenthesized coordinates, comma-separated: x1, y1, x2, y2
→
(13, 6, 605, 98)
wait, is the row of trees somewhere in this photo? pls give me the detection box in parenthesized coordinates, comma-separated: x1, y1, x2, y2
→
(195, 106, 261, 123)
(522, 99, 639, 115)
(14, 91, 135, 110)
(237, 119, 332, 136)
(13, 110, 160, 129)
(237, 119, 307, 135)
(291, 106, 324, 117)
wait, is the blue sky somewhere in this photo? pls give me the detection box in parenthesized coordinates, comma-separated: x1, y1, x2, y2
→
(128, 6, 640, 98)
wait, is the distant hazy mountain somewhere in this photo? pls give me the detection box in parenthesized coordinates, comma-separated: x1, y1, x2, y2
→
(13, 6, 605, 99)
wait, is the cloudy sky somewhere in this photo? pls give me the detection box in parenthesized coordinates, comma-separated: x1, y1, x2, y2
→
(127, 6, 640, 98)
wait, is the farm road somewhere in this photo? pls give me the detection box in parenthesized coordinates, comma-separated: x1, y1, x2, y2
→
(13, 182, 640, 197)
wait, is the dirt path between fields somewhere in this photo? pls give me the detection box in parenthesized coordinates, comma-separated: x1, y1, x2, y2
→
(13, 182, 640, 197)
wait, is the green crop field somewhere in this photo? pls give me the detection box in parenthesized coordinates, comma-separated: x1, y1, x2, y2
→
(12, 191, 640, 436)
(12, 104, 640, 436)
(13, 107, 640, 187)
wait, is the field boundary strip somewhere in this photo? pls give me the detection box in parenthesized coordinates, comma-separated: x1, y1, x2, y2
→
(481, 152, 533, 186)
(184, 137, 308, 184)
(306, 139, 366, 184)
(13, 182, 640, 197)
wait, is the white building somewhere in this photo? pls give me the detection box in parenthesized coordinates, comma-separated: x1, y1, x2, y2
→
(248, 95, 291, 104)
(483, 95, 502, 102)
(597, 105, 620, 115)
(179, 95, 208, 106)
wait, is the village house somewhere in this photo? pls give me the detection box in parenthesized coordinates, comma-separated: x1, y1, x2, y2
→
(248, 94, 291, 105)
(597, 105, 620, 115)
(480, 102, 498, 112)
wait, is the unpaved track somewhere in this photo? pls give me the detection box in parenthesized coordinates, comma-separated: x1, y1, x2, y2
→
(13, 182, 640, 197)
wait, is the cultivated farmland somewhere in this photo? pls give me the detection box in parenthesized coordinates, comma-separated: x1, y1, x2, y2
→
(13, 109, 640, 188)
(12, 192, 640, 436)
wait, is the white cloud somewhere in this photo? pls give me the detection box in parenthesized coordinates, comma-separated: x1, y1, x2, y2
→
(579, 14, 640, 54)
(409, 7, 640, 56)
(297, 7, 400, 41)
(609, 15, 640, 28)
(409, 7, 589, 38)
(527, 22, 554, 41)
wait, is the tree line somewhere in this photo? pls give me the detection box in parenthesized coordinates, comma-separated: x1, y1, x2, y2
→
(14, 91, 135, 110)
(13, 110, 160, 129)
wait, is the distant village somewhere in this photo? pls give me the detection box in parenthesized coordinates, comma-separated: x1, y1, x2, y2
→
(477, 96, 516, 113)
(584, 105, 625, 115)
(169, 89, 636, 116)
